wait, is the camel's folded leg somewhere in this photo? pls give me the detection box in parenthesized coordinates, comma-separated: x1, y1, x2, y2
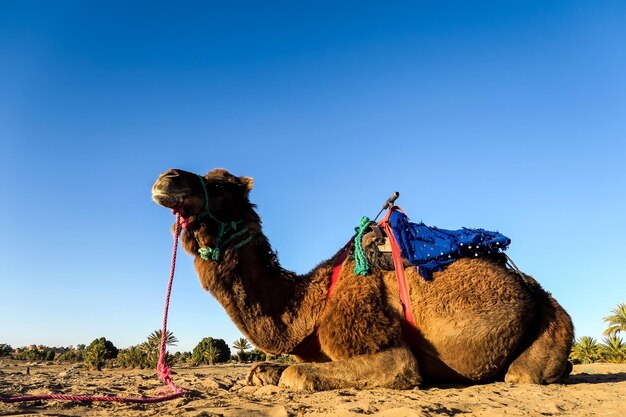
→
(278, 345, 421, 391)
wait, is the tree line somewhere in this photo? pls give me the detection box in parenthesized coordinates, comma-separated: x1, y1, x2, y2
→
(569, 303, 626, 364)
(0, 332, 293, 371)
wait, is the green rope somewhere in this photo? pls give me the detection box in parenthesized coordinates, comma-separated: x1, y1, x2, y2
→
(198, 246, 218, 261)
(231, 233, 257, 251)
(198, 223, 226, 261)
(353, 216, 372, 276)
(194, 175, 258, 262)
(198, 225, 256, 262)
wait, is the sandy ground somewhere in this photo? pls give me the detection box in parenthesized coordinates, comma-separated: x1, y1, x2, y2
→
(1, 361, 625, 417)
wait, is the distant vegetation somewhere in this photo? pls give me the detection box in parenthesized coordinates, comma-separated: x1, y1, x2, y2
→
(117, 329, 178, 369)
(0, 333, 287, 369)
(0, 343, 13, 357)
(570, 303, 626, 364)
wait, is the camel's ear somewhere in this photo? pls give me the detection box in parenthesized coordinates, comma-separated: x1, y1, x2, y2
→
(240, 176, 254, 195)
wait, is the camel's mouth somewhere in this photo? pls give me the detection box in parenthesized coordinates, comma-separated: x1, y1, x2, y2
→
(152, 192, 198, 229)
(172, 204, 195, 229)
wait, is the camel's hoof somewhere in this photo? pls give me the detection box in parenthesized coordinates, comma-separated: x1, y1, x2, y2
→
(278, 364, 318, 391)
(245, 362, 288, 386)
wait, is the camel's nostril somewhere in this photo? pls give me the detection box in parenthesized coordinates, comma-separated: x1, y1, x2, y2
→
(163, 169, 180, 178)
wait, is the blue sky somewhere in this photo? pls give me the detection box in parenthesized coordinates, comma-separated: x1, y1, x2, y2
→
(1, 1, 624, 353)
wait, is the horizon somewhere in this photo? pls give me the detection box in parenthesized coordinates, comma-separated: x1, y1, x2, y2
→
(2, 1, 625, 354)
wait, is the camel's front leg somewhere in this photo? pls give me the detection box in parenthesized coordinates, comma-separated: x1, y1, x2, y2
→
(278, 345, 421, 391)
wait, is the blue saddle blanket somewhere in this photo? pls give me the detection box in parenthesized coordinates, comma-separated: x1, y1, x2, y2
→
(388, 209, 511, 280)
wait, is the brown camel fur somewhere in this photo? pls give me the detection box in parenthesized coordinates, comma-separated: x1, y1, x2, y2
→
(151, 168, 574, 391)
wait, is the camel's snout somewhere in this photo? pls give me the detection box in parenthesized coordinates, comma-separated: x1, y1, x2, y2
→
(152, 192, 183, 209)
(152, 168, 188, 208)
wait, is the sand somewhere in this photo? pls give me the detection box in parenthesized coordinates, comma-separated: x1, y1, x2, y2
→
(1, 361, 625, 416)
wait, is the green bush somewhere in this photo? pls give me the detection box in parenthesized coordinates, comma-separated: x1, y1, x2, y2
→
(0, 344, 12, 357)
(192, 337, 231, 365)
(272, 354, 295, 364)
(84, 337, 118, 370)
(14, 348, 55, 361)
(56, 349, 84, 363)
(247, 348, 269, 362)
(84, 341, 106, 370)
(117, 345, 150, 369)
(173, 351, 192, 365)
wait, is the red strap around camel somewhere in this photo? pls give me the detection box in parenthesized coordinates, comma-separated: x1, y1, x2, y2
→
(327, 242, 351, 299)
(327, 207, 418, 340)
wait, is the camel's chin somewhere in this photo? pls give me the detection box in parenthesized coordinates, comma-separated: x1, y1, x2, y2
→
(178, 215, 194, 229)
(152, 193, 184, 209)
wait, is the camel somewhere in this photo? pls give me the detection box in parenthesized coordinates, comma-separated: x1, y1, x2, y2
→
(151, 168, 574, 391)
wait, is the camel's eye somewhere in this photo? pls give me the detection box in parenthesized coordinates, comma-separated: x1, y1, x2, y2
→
(208, 182, 226, 195)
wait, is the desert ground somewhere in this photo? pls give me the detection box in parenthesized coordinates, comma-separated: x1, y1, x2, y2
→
(1, 361, 625, 417)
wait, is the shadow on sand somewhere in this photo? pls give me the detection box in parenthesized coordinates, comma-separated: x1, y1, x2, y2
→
(566, 372, 626, 385)
(423, 370, 626, 389)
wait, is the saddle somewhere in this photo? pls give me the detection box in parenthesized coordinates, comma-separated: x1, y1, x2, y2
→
(362, 208, 511, 280)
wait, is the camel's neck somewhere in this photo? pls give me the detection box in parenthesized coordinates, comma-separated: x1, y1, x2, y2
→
(181, 220, 332, 354)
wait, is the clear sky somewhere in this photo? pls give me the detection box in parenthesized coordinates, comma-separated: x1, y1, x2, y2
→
(1, 1, 625, 353)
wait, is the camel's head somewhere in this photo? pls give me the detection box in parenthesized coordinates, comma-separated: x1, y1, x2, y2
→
(152, 168, 254, 229)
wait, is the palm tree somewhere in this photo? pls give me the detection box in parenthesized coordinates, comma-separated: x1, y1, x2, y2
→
(232, 337, 252, 362)
(233, 338, 252, 352)
(147, 329, 179, 347)
(84, 339, 108, 371)
(142, 329, 179, 368)
(603, 303, 626, 337)
(569, 336, 601, 364)
(203, 344, 219, 365)
(600, 335, 626, 364)
(117, 345, 149, 369)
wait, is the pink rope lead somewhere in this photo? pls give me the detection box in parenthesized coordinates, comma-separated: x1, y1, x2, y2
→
(1, 214, 185, 404)
(156, 214, 184, 395)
